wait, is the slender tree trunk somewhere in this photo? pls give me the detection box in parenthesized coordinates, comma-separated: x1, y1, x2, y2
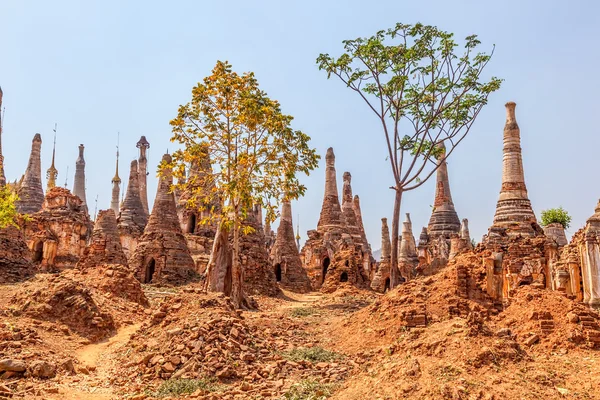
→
(230, 205, 243, 308)
(204, 223, 232, 293)
(390, 188, 402, 288)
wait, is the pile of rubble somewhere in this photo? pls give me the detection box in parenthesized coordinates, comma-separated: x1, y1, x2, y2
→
(7, 274, 115, 341)
(75, 264, 148, 306)
(113, 292, 353, 398)
(0, 225, 34, 284)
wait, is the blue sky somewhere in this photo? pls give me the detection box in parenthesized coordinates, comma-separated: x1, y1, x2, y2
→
(2, 0, 599, 250)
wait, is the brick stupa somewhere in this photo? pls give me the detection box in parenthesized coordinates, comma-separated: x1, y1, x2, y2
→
(270, 200, 312, 292)
(117, 160, 148, 257)
(129, 153, 196, 284)
(427, 143, 460, 238)
(16, 134, 44, 214)
(79, 209, 127, 268)
(489, 102, 540, 238)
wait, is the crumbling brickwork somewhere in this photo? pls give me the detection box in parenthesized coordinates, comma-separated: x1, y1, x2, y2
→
(21, 187, 92, 270)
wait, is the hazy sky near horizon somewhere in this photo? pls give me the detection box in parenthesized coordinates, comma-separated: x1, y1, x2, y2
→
(2, 0, 600, 250)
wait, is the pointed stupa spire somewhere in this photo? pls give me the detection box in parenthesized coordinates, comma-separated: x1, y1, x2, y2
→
(118, 160, 148, 231)
(136, 135, 150, 215)
(270, 199, 312, 292)
(399, 213, 418, 262)
(381, 217, 391, 262)
(491, 102, 537, 233)
(317, 147, 345, 232)
(0, 86, 6, 186)
(341, 172, 361, 237)
(111, 136, 121, 215)
(72, 144, 88, 211)
(353, 195, 370, 252)
(129, 153, 195, 284)
(46, 125, 58, 190)
(427, 142, 460, 238)
(16, 134, 44, 214)
(460, 218, 472, 249)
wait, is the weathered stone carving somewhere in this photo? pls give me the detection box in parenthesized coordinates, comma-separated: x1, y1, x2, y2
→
(270, 200, 312, 292)
(16, 134, 44, 214)
(543, 223, 568, 247)
(21, 187, 92, 270)
(117, 160, 148, 257)
(129, 154, 196, 284)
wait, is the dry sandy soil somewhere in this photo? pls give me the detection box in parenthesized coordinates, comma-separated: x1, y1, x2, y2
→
(1, 267, 599, 399)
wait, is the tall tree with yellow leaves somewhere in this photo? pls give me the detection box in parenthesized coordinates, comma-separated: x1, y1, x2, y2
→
(169, 61, 319, 308)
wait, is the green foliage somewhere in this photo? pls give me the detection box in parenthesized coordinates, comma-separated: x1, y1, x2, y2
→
(470, 238, 477, 248)
(0, 185, 19, 229)
(289, 307, 319, 317)
(280, 347, 342, 363)
(169, 60, 320, 229)
(154, 378, 223, 397)
(540, 207, 572, 229)
(317, 22, 502, 190)
(282, 379, 338, 400)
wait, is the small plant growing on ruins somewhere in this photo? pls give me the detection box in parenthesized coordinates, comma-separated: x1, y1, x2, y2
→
(169, 61, 320, 309)
(540, 207, 572, 229)
(282, 379, 339, 400)
(0, 185, 20, 228)
(290, 307, 319, 317)
(317, 23, 502, 288)
(281, 347, 342, 363)
(154, 378, 224, 397)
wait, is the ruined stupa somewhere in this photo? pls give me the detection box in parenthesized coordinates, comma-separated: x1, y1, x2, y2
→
(137, 136, 150, 215)
(554, 200, 600, 308)
(21, 187, 92, 270)
(370, 217, 391, 293)
(176, 147, 219, 272)
(270, 200, 312, 292)
(16, 134, 44, 214)
(117, 160, 148, 257)
(300, 147, 371, 290)
(427, 143, 460, 238)
(398, 213, 418, 279)
(316, 147, 345, 233)
(488, 102, 540, 238)
(79, 209, 127, 268)
(129, 153, 196, 284)
(72, 144, 88, 211)
(479, 102, 555, 302)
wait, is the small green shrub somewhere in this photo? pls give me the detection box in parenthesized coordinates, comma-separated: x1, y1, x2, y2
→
(280, 347, 342, 363)
(154, 378, 223, 397)
(282, 379, 338, 400)
(540, 207, 572, 229)
(290, 307, 319, 317)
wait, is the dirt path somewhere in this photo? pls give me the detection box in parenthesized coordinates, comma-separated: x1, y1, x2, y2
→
(44, 323, 141, 400)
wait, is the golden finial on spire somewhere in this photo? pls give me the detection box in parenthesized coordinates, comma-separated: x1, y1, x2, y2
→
(46, 123, 58, 190)
(112, 132, 121, 183)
